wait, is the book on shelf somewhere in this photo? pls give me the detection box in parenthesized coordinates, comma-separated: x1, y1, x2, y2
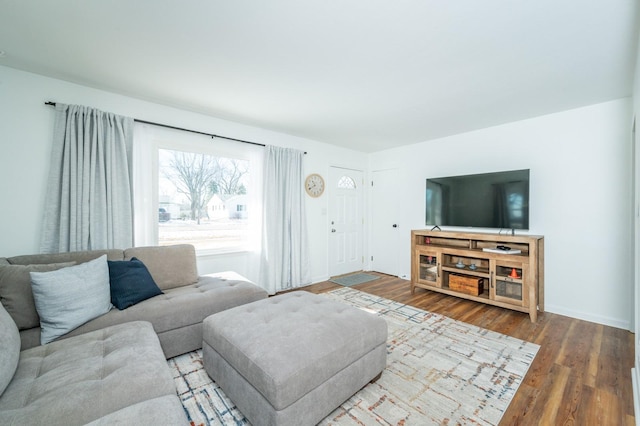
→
(482, 247, 522, 254)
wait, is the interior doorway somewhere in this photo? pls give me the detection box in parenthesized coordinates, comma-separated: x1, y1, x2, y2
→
(370, 168, 400, 276)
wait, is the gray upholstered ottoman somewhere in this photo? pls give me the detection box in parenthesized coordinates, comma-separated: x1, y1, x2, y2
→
(202, 291, 388, 426)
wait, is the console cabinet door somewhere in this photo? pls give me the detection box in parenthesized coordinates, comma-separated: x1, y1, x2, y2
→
(492, 261, 529, 307)
(415, 249, 441, 288)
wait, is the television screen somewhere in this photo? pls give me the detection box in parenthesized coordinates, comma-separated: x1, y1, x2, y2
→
(426, 169, 530, 230)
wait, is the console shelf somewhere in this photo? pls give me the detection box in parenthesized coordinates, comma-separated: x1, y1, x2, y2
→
(411, 230, 544, 322)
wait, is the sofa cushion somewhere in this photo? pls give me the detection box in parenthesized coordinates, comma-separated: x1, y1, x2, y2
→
(16, 328, 39, 352)
(0, 262, 76, 330)
(107, 257, 163, 310)
(30, 255, 112, 344)
(0, 321, 179, 425)
(0, 304, 20, 397)
(54, 272, 268, 357)
(124, 244, 198, 291)
(68, 272, 266, 335)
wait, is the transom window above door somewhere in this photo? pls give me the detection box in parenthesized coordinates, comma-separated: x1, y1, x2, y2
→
(337, 176, 356, 189)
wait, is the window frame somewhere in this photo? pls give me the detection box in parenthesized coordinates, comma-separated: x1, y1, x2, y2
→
(134, 123, 262, 256)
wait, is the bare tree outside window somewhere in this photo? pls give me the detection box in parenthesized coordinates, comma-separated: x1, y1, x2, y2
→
(158, 149, 250, 251)
(213, 158, 248, 196)
(163, 151, 218, 224)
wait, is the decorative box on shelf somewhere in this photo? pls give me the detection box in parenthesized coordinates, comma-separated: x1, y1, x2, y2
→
(449, 274, 484, 296)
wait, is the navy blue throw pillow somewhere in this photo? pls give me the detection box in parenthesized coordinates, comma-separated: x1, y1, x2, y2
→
(107, 257, 163, 310)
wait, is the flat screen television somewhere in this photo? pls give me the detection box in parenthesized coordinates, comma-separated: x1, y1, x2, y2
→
(425, 169, 530, 230)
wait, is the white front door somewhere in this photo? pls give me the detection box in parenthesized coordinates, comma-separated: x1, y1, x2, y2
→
(328, 167, 364, 277)
(371, 168, 400, 276)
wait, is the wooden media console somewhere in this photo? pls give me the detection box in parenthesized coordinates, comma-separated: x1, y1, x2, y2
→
(411, 230, 544, 322)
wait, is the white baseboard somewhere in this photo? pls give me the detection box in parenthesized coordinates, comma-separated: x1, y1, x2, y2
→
(545, 303, 630, 330)
(311, 275, 330, 285)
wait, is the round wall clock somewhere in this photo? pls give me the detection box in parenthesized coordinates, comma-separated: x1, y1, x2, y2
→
(305, 173, 325, 197)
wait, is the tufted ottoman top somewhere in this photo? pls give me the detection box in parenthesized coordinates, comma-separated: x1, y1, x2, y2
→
(203, 291, 387, 411)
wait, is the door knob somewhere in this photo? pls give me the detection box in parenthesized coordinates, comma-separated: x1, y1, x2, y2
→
(392, 224, 398, 228)
(331, 229, 336, 233)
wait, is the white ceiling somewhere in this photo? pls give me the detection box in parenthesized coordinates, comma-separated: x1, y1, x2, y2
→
(1, 1, 638, 152)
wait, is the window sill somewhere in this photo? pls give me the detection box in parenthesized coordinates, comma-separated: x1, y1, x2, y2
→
(195, 246, 253, 258)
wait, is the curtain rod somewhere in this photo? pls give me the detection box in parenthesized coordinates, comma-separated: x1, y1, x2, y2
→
(45, 101, 307, 153)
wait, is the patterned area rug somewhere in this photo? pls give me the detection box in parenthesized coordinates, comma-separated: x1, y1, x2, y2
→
(169, 288, 539, 425)
(329, 272, 380, 286)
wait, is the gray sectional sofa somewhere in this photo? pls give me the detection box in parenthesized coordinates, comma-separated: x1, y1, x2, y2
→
(0, 244, 268, 425)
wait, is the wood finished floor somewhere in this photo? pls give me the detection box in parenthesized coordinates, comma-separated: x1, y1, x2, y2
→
(292, 272, 635, 426)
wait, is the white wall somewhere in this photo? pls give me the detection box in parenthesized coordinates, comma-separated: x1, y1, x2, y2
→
(0, 65, 366, 284)
(369, 99, 634, 329)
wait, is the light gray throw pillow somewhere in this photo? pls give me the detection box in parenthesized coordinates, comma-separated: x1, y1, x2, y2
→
(30, 255, 112, 344)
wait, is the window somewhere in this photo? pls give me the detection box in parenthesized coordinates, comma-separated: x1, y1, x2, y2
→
(157, 148, 251, 252)
(133, 123, 262, 254)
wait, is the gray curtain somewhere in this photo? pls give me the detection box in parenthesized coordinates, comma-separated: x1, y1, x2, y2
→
(259, 145, 310, 294)
(40, 104, 134, 253)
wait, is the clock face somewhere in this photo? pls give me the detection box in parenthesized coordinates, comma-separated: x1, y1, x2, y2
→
(305, 174, 325, 197)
